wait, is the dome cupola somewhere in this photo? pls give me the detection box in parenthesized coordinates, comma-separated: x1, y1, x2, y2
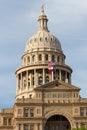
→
(38, 5, 49, 31)
(25, 6, 62, 53)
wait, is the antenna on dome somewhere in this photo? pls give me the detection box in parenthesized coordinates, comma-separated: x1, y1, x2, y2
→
(41, 4, 44, 13)
(41, 1, 47, 14)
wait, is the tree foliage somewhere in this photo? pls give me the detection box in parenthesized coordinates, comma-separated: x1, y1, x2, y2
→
(73, 128, 87, 130)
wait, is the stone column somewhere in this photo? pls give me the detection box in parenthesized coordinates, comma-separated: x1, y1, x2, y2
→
(42, 53, 45, 64)
(16, 75, 18, 93)
(21, 124, 23, 130)
(16, 124, 19, 130)
(43, 68, 45, 84)
(36, 70, 38, 86)
(55, 55, 57, 63)
(16, 124, 22, 130)
(84, 108, 86, 116)
(26, 71, 28, 90)
(65, 72, 68, 83)
(36, 52, 37, 64)
(30, 72, 32, 87)
(52, 71, 54, 81)
(69, 73, 71, 84)
(49, 54, 51, 61)
(59, 70, 61, 80)
(21, 73, 23, 91)
(38, 124, 41, 130)
(34, 69, 36, 87)
(30, 55, 32, 64)
(40, 124, 43, 130)
(78, 123, 81, 128)
(26, 57, 27, 66)
(49, 73, 51, 82)
(35, 124, 38, 130)
(25, 57, 27, 66)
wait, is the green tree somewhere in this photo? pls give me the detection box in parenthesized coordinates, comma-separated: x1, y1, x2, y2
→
(73, 128, 87, 130)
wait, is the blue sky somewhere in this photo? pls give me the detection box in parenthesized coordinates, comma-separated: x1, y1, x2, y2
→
(0, 0, 87, 108)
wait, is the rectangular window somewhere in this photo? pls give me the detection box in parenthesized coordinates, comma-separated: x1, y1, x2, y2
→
(32, 77, 34, 86)
(3, 117, 7, 125)
(52, 55, 55, 62)
(24, 108, 34, 117)
(28, 81, 30, 87)
(39, 54, 42, 61)
(48, 94, 51, 98)
(37, 109, 40, 114)
(30, 125, 34, 130)
(24, 80, 26, 89)
(81, 123, 85, 128)
(36, 93, 38, 98)
(86, 109, 87, 116)
(19, 124, 21, 130)
(63, 93, 66, 98)
(80, 108, 84, 116)
(75, 109, 78, 113)
(58, 93, 62, 98)
(30, 109, 34, 117)
(68, 93, 72, 98)
(53, 94, 57, 98)
(38, 124, 40, 130)
(18, 109, 22, 115)
(24, 124, 28, 130)
(24, 108, 29, 117)
(8, 118, 11, 125)
(45, 54, 48, 61)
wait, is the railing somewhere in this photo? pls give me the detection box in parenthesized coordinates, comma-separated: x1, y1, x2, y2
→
(16, 98, 42, 104)
(16, 97, 87, 104)
(1, 108, 13, 113)
(79, 98, 87, 103)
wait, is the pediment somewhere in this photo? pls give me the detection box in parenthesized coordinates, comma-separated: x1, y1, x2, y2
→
(35, 80, 80, 91)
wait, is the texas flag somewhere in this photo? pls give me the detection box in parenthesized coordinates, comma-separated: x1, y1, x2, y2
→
(48, 61, 56, 72)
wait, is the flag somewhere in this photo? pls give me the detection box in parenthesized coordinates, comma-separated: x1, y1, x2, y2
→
(48, 61, 55, 66)
(48, 61, 56, 72)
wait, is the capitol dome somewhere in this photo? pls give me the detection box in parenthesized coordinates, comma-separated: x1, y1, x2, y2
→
(25, 6, 62, 53)
(15, 6, 72, 100)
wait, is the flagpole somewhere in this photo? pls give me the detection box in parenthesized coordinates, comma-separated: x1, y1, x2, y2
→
(48, 61, 57, 81)
(52, 71, 53, 81)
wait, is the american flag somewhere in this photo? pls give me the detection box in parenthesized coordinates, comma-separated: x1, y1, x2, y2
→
(48, 61, 56, 72)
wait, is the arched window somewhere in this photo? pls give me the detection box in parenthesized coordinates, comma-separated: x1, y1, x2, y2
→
(51, 38, 52, 42)
(18, 74, 21, 90)
(34, 38, 37, 42)
(30, 39, 32, 43)
(24, 124, 28, 130)
(39, 54, 42, 61)
(24, 57, 26, 65)
(46, 69, 48, 74)
(58, 56, 62, 65)
(28, 78, 30, 88)
(32, 55, 35, 62)
(38, 76, 43, 85)
(32, 77, 34, 86)
(45, 76, 49, 83)
(45, 54, 48, 61)
(22, 72, 26, 89)
(40, 37, 42, 42)
(27, 56, 30, 64)
(24, 79, 26, 89)
(52, 55, 55, 62)
(57, 56, 59, 63)
(62, 57, 64, 64)
(45, 37, 47, 41)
